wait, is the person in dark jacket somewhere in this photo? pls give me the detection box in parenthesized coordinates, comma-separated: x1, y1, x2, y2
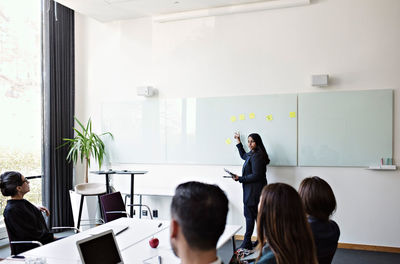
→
(0, 171, 54, 255)
(299, 176, 340, 264)
(232, 132, 270, 250)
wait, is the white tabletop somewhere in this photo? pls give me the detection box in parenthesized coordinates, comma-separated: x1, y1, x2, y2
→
(217, 224, 242, 249)
(21, 218, 241, 264)
(124, 222, 241, 264)
(23, 218, 168, 263)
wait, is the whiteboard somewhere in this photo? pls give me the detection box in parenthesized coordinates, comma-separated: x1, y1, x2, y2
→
(101, 94, 298, 166)
(101, 99, 167, 164)
(165, 94, 297, 165)
(298, 90, 393, 167)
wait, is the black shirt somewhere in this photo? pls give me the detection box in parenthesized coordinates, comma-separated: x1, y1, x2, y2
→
(308, 216, 340, 264)
(4, 199, 54, 255)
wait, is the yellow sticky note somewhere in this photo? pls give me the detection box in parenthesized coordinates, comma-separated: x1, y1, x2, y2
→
(249, 113, 255, 119)
(266, 114, 273, 121)
(239, 114, 245, 120)
(225, 138, 232, 145)
(289, 112, 296, 118)
(230, 116, 237, 122)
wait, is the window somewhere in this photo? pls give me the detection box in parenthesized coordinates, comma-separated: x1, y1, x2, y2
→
(0, 0, 42, 220)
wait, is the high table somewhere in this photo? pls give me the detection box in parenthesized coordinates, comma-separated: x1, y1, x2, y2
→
(91, 170, 148, 217)
(90, 170, 116, 193)
(19, 218, 242, 264)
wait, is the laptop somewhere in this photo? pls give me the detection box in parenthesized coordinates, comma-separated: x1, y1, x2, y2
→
(76, 229, 124, 264)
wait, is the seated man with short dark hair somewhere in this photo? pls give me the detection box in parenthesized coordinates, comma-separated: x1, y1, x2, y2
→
(170, 181, 229, 264)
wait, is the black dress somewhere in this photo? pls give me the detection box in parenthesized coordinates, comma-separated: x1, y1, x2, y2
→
(4, 199, 54, 255)
(236, 143, 269, 249)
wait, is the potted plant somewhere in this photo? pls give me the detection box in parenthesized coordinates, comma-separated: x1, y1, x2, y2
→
(61, 117, 113, 183)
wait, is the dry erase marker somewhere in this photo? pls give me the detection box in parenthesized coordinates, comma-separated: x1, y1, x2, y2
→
(158, 256, 162, 264)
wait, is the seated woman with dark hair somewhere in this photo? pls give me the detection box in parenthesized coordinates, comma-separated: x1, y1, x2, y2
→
(299, 176, 340, 264)
(0, 171, 54, 255)
(253, 183, 317, 264)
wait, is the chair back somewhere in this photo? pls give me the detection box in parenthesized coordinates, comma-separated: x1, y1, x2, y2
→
(4, 221, 16, 255)
(4, 218, 40, 255)
(99, 192, 128, 223)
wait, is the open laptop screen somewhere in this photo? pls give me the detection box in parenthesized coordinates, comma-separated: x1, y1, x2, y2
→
(77, 230, 123, 264)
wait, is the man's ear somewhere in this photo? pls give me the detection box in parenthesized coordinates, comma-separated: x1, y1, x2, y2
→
(170, 219, 179, 239)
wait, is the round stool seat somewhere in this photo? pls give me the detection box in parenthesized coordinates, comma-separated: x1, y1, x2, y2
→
(75, 183, 106, 196)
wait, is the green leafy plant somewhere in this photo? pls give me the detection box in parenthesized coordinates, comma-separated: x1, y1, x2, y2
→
(60, 117, 113, 183)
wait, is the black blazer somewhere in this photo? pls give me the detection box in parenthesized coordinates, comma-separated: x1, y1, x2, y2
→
(308, 216, 340, 264)
(4, 199, 54, 255)
(237, 143, 270, 206)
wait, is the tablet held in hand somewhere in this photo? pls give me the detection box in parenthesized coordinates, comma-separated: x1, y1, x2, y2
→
(224, 168, 235, 176)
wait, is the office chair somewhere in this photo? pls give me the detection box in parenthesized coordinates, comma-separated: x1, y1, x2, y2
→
(123, 193, 153, 219)
(100, 191, 153, 223)
(5, 220, 79, 256)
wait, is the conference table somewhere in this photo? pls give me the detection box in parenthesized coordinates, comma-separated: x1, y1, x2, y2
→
(17, 218, 241, 263)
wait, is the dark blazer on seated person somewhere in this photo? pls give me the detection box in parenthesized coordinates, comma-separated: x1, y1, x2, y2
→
(4, 199, 54, 255)
(308, 216, 340, 264)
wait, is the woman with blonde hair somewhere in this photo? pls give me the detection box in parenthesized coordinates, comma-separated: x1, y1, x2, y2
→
(253, 183, 317, 264)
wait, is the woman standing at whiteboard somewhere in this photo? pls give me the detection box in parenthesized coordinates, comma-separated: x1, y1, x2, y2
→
(233, 132, 270, 250)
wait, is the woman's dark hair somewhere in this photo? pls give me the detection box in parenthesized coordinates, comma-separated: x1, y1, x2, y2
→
(0, 171, 24, 197)
(299, 176, 337, 222)
(256, 183, 317, 264)
(248, 133, 270, 165)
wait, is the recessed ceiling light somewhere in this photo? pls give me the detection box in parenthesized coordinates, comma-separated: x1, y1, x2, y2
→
(174, 1, 180, 4)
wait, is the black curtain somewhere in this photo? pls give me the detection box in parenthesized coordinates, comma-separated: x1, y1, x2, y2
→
(42, 0, 75, 228)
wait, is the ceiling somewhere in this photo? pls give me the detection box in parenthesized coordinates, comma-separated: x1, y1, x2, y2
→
(54, 0, 306, 22)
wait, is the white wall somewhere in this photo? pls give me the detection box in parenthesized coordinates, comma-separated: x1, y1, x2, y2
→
(74, 0, 400, 247)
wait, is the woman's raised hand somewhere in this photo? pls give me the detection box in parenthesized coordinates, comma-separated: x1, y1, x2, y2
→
(234, 132, 241, 143)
